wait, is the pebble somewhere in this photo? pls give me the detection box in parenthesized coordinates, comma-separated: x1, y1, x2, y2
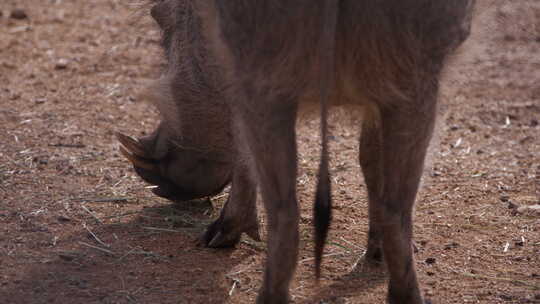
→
(35, 97, 47, 104)
(55, 58, 69, 70)
(444, 242, 460, 250)
(57, 215, 71, 222)
(10, 9, 28, 20)
(58, 254, 75, 262)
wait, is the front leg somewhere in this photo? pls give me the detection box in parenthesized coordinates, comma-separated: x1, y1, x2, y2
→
(201, 166, 260, 248)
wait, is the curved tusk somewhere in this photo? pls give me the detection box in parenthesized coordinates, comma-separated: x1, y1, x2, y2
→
(119, 144, 158, 171)
(116, 132, 148, 158)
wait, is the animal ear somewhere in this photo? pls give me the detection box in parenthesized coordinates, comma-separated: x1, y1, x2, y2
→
(116, 132, 158, 171)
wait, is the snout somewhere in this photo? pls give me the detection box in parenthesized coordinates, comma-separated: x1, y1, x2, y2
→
(117, 131, 230, 202)
(116, 132, 157, 171)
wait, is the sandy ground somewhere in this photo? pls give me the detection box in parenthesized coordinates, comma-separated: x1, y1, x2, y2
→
(0, 0, 539, 303)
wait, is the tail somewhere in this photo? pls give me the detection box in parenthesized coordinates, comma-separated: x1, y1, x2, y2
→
(314, 0, 338, 280)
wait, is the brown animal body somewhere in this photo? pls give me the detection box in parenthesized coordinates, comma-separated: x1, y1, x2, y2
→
(117, 1, 475, 303)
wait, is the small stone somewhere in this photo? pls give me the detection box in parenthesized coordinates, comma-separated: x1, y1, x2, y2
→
(9, 8, 28, 20)
(503, 34, 515, 42)
(58, 254, 74, 261)
(499, 294, 513, 301)
(57, 215, 71, 222)
(10, 93, 21, 100)
(10, 9, 28, 20)
(508, 201, 518, 209)
(55, 59, 69, 70)
(444, 242, 459, 250)
(35, 98, 47, 104)
(9, 25, 30, 34)
(32, 156, 49, 165)
(2, 61, 16, 69)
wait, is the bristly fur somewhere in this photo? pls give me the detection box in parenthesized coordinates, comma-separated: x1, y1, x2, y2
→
(140, 0, 233, 158)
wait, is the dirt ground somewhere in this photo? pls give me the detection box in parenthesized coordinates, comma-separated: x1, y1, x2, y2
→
(0, 1, 538, 303)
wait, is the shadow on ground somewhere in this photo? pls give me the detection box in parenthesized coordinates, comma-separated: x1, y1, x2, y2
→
(300, 259, 388, 304)
(2, 200, 258, 304)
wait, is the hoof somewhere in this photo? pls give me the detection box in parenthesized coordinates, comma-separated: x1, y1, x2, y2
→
(200, 217, 260, 248)
(256, 289, 289, 304)
(364, 246, 384, 265)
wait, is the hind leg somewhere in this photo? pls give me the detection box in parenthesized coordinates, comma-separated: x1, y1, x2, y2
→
(359, 94, 437, 304)
(359, 111, 385, 265)
(379, 105, 435, 304)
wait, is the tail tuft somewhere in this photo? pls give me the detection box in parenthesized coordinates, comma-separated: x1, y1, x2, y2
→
(314, 162, 332, 279)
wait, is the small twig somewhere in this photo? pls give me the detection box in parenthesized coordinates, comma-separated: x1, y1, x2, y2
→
(48, 143, 86, 148)
(2, 153, 25, 168)
(79, 241, 115, 255)
(81, 205, 102, 224)
(141, 226, 194, 233)
(225, 275, 241, 297)
(101, 211, 139, 220)
(74, 197, 132, 204)
(329, 241, 353, 252)
(458, 271, 540, 289)
(349, 250, 368, 272)
(503, 242, 510, 253)
(227, 261, 258, 277)
(339, 237, 363, 250)
(228, 279, 239, 296)
(117, 247, 139, 262)
(212, 192, 229, 201)
(116, 248, 168, 262)
(83, 222, 110, 248)
(299, 250, 359, 263)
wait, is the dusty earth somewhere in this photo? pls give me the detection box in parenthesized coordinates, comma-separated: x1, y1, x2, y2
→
(0, 1, 539, 303)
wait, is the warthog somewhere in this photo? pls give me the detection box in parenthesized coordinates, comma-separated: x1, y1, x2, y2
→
(118, 1, 475, 303)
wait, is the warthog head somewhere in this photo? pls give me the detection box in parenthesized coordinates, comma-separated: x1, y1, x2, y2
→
(117, 1, 233, 201)
(117, 0, 235, 202)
